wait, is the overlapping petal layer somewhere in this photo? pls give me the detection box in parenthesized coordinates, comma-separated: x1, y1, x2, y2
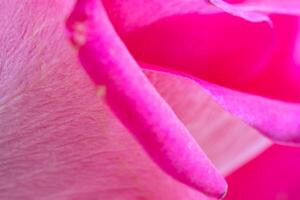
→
(0, 0, 270, 199)
(198, 80, 300, 144)
(122, 13, 274, 90)
(119, 4, 300, 144)
(147, 67, 300, 145)
(224, 0, 300, 16)
(66, 0, 227, 197)
(102, 0, 219, 32)
(103, 0, 300, 33)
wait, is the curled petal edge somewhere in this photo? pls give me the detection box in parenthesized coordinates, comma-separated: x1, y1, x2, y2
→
(149, 68, 300, 146)
(200, 80, 300, 145)
(66, 0, 227, 198)
(224, 0, 300, 16)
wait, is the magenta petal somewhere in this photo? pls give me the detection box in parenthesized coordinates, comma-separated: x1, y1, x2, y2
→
(0, 1, 270, 199)
(67, 0, 227, 198)
(144, 69, 271, 175)
(227, 144, 300, 200)
(123, 13, 274, 89)
(102, 0, 273, 35)
(102, 0, 220, 32)
(199, 80, 300, 144)
(148, 68, 300, 144)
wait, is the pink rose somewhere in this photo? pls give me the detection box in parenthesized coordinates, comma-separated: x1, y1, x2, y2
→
(0, 0, 299, 199)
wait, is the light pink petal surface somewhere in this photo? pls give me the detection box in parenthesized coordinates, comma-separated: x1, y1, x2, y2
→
(0, 1, 270, 199)
(224, 0, 300, 16)
(210, 0, 270, 23)
(211, 0, 300, 23)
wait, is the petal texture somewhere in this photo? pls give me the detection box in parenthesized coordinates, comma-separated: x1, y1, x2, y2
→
(66, 0, 227, 197)
(102, 0, 219, 32)
(144, 69, 271, 175)
(102, 0, 276, 33)
(0, 1, 270, 199)
(121, 10, 300, 144)
(226, 0, 300, 16)
(198, 80, 300, 144)
(148, 68, 300, 145)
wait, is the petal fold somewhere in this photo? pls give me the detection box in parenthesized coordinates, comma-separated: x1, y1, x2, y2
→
(199, 81, 300, 144)
(102, 0, 219, 32)
(66, 0, 227, 198)
(0, 1, 271, 199)
(210, 0, 300, 23)
(149, 68, 300, 144)
(103, 0, 300, 36)
(210, 0, 270, 23)
(228, 0, 300, 16)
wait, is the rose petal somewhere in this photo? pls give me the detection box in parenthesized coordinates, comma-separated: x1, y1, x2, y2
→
(210, 0, 270, 23)
(102, 0, 220, 33)
(122, 13, 274, 90)
(121, 11, 300, 142)
(102, 0, 286, 33)
(144, 69, 271, 175)
(210, 0, 300, 23)
(66, 0, 227, 197)
(148, 68, 300, 144)
(0, 1, 270, 199)
(199, 80, 300, 144)
(225, 0, 300, 16)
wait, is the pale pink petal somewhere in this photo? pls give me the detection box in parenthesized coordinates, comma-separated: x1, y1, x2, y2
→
(210, 0, 270, 23)
(0, 1, 270, 199)
(210, 0, 300, 23)
(209, 0, 300, 24)
(224, 0, 300, 16)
